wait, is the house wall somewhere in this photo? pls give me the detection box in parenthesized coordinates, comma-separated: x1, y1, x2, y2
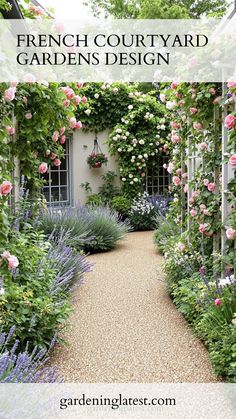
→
(72, 129, 120, 205)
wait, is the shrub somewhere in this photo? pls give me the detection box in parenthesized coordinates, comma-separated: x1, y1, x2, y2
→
(0, 327, 62, 383)
(86, 194, 104, 207)
(129, 192, 157, 231)
(110, 195, 131, 218)
(153, 216, 180, 253)
(40, 205, 128, 253)
(0, 229, 90, 349)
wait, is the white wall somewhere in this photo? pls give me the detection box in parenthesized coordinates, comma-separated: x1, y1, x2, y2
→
(72, 130, 120, 205)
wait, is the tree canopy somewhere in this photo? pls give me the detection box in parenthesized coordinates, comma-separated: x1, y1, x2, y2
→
(84, 0, 228, 18)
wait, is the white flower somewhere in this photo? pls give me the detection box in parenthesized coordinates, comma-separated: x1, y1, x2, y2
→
(120, 168, 123, 172)
(144, 153, 148, 159)
(113, 87, 119, 93)
(84, 109, 91, 116)
(151, 152, 155, 156)
(128, 92, 134, 98)
(138, 155, 143, 159)
(128, 105, 133, 110)
(94, 93, 99, 99)
(101, 84, 106, 90)
(131, 155, 136, 160)
(160, 124, 166, 130)
(0, 287, 4, 295)
(127, 147, 133, 152)
(133, 178, 138, 182)
(150, 142, 153, 146)
(122, 177, 126, 181)
(129, 174, 133, 178)
(123, 136, 127, 140)
(113, 136, 118, 141)
(130, 181, 134, 185)
(117, 148, 122, 152)
(139, 140, 144, 145)
(166, 101, 176, 110)
(125, 131, 130, 136)
(116, 128, 122, 134)
(160, 93, 166, 102)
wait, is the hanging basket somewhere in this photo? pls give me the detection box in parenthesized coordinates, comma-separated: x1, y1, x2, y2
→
(87, 136, 108, 169)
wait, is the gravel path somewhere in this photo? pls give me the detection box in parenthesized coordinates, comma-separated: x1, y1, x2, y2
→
(52, 231, 217, 382)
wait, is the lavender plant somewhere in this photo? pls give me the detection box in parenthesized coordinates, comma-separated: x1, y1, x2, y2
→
(0, 327, 62, 383)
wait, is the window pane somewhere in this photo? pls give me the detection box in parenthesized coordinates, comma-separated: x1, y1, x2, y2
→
(51, 171, 59, 185)
(60, 171, 67, 186)
(43, 188, 50, 202)
(60, 158, 66, 170)
(51, 188, 59, 202)
(59, 187, 68, 201)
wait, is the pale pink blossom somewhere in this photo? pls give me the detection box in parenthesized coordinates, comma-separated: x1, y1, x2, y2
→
(74, 95, 81, 106)
(199, 204, 206, 211)
(54, 158, 61, 167)
(203, 209, 211, 216)
(4, 87, 16, 102)
(229, 154, 236, 167)
(207, 182, 215, 192)
(213, 96, 222, 104)
(199, 142, 208, 152)
(65, 87, 75, 100)
(203, 179, 209, 186)
(171, 133, 179, 144)
(38, 162, 48, 174)
(179, 100, 185, 107)
(226, 228, 236, 240)
(171, 82, 179, 89)
(192, 190, 200, 198)
(177, 242, 186, 252)
(0, 180, 13, 196)
(60, 135, 66, 144)
(52, 131, 59, 142)
(184, 184, 188, 193)
(6, 126, 15, 135)
(69, 117, 77, 129)
(63, 99, 70, 108)
(59, 127, 65, 135)
(8, 255, 19, 270)
(176, 168, 182, 176)
(173, 176, 181, 186)
(182, 172, 188, 179)
(77, 81, 83, 88)
(199, 223, 208, 234)
(190, 107, 198, 114)
(1, 251, 11, 259)
(214, 298, 222, 306)
(76, 121, 82, 130)
(170, 121, 180, 129)
(227, 81, 236, 89)
(225, 114, 236, 129)
(24, 73, 36, 84)
(193, 122, 203, 131)
(25, 112, 32, 120)
(81, 96, 87, 103)
(190, 209, 197, 217)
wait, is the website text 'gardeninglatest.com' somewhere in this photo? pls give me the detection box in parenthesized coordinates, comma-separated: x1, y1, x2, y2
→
(59, 393, 176, 410)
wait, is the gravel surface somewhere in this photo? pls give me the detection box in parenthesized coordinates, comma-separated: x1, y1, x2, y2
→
(51, 231, 218, 382)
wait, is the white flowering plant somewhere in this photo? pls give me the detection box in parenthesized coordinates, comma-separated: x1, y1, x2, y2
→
(129, 192, 157, 230)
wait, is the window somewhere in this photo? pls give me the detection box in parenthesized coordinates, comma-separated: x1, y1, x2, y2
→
(144, 156, 170, 196)
(43, 141, 72, 206)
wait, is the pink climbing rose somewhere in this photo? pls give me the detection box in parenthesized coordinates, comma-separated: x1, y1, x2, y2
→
(63, 99, 70, 108)
(60, 135, 66, 144)
(190, 209, 197, 217)
(190, 107, 198, 114)
(227, 81, 236, 89)
(52, 131, 59, 142)
(25, 112, 32, 120)
(69, 117, 77, 129)
(60, 127, 66, 135)
(74, 96, 81, 106)
(224, 114, 236, 129)
(173, 176, 181, 186)
(203, 179, 209, 186)
(81, 96, 87, 103)
(229, 154, 236, 167)
(4, 87, 16, 102)
(226, 228, 236, 240)
(38, 162, 48, 174)
(54, 158, 61, 167)
(171, 82, 179, 89)
(8, 255, 19, 270)
(207, 182, 215, 192)
(0, 181, 13, 196)
(76, 121, 83, 130)
(193, 122, 203, 131)
(6, 126, 15, 135)
(199, 142, 208, 152)
(199, 223, 208, 234)
(177, 242, 186, 252)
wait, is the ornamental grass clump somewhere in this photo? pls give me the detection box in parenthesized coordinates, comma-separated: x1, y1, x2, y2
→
(40, 205, 129, 252)
(0, 327, 62, 383)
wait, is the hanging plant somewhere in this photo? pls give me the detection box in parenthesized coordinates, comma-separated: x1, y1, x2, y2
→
(87, 137, 108, 168)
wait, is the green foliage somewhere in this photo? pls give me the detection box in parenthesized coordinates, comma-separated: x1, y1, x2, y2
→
(153, 216, 180, 254)
(111, 195, 131, 217)
(85, 0, 227, 18)
(129, 192, 158, 231)
(86, 194, 103, 207)
(98, 171, 120, 204)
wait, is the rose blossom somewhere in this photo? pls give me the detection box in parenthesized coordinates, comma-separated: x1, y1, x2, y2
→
(199, 266, 206, 275)
(190, 107, 198, 114)
(38, 162, 48, 174)
(0, 181, 13, 196)
(1, 251, 11, 259)
(207, 182, 215, 192)
(25, 112, 32, 120)
(4, 87, 16, 102)
(226, 228, 236, 240)
(224, 114, 236, 129)
(60, 127, 65, 135)
(166, 101, 176, 110)
(63, 99, 70, 107)
(214, 298, 222, 306)
(192, 190, 200, 198)
(193, 122, 203, 131)
(50, 152, 57, 160)
(199, 142, 208, 152)
(229, 154, 236, 167)
(199, 204, 206, 211)
(199, 223, 208, 234)
(81, 96, 87, 103)
(171, 133, 179, 144)
(176, 168, 182, 176)
(167, 162, 174, 174)
(77, 81, 83, 88)
(203, 209, 211, 216)
(173, 176, 181, 186)
(170, 121, 180, 129)
(74, 95, 81, 106)
(171, 82, 179, 89)
(54, 158, 61, 167)
(76, 121, 83, 130)
(159, 93, 166, 102)
(52, 131, 59, 142)
(177, 242, 186, 252)
(6, 126, 15, 135)
(227, 81, 236, 89)
(203, 179, 209, 186)
(190, 209, 197, 217)
(8, 255, 19, 270)
(184, 184, 188, 193)
(69, 117, 77, 129)
(24, 73, 36, 84)
(60, 135, 66, 144)
(182, 172, 188, 179)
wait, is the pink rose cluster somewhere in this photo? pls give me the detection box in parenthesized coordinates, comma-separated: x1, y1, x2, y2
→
(1, 251, 19, 270)
(171, 130, 180, 145)
(224, 114, 236, 130)
(4, 86, 16, 102)
(0, 180, 13, 197)
(170, 121, 180, 130)
(69, 117, 83, 130)
(193, 122, 203, 131)
(29, 3, 45, 16)
(6, 126, 15, 136)
(229, 154, 236, 167)
(61, 85, 87, 108)
(226, 228, 236, 240)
